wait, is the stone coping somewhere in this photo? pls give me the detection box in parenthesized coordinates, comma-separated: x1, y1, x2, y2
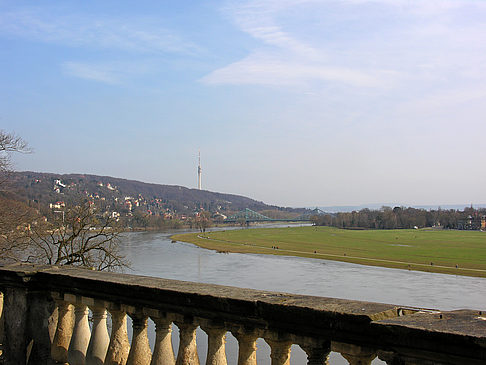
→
(0, 263, 485, 362)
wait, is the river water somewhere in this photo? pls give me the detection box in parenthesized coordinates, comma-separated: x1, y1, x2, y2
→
(117, 227, 486, 364)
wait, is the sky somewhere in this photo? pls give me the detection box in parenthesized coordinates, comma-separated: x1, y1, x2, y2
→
(1, 0, 486, 207)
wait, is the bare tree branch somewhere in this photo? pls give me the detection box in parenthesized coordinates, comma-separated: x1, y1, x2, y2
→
(0, 130, 32, 192)
(27, 201, 128, 271)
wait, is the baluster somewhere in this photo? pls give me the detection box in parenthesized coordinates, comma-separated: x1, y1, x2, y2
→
(267, 339, 292, 365)
(68, 304, 91, 365)
(203, 325, 227, 365)
(126, 314, 152, 365)
(151, 316, 175, 365)
(26, 290, 57, 364)
(377, 350, 402, 365)
(86, 306, 110, 365)
(341, 352, 376, 365)
(51, 300, 75, 363)
(174, 321, 200, 365)
(333, 342, 375, 365)
(233, 333, 257, 365)
(104, 310, 130, 365)
(3, 286, 28, 365)
(301, 341, 331, 365)
(0, 291, 4, 357)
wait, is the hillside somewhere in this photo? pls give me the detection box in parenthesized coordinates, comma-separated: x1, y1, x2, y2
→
(9, 171, 302, 217)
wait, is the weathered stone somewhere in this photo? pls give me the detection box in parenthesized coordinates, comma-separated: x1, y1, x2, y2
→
(233, 332, 258, 365)
(266, 339, 292, 365)
(174, 321, 199, 365)
(26, 290, 56, 364)
(332, 342, 375, 365)
(3, 286, 28, 365)
(51, 301, 74, 363)
(104, 310, 130, 365)
(0, 264, 484, 365)
(301, 340, 331, 365)
(202, 325, 227, 365)
(126, 314, 151, 365)
(151, 316, 175, 365)
(86, 307, 110, 365)
(68, 304, 91, 365)
(0, 292, 4, 356)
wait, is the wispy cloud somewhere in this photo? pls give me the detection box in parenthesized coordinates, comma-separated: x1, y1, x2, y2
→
(229, 0, 319, 57)
(62, 62, 119, 84)
(62, 60, 156, 84)
(204, 0, 400, 88)
(202, 0, 486, 101)
(0, 7, 199, 55)
(202, 52, 397, 88)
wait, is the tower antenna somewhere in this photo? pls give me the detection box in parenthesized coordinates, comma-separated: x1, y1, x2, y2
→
(198, 150, 202, 190)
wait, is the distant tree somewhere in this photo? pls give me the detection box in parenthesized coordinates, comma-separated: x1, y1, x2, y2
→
(310, 215, 320, 226)
(237, 217, 247, 227)
(131, 210, 150, 228)
(195, 211, 212, 232)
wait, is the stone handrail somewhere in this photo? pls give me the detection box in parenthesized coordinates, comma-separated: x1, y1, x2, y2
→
(0, 263, 484, 364)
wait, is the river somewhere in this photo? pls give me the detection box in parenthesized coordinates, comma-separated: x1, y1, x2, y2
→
(117, 226, 486, 364)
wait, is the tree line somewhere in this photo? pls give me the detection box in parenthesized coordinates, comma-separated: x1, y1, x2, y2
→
(310, 206, 486, 230)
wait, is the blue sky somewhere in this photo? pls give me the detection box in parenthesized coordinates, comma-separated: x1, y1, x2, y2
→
(2, 0, 485, 207)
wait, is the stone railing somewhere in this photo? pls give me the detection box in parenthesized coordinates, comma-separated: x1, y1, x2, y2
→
(0, 264, 484, 365)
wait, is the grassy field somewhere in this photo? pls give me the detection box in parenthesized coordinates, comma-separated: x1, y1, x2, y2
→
(172, 226, 486, 277)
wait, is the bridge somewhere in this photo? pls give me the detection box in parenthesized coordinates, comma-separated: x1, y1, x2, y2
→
(224, 208, 323, 224)
(224, 209, 275, 223)
(0, 263, 484, 364)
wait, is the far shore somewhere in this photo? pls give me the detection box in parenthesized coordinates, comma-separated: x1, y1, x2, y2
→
(171, 226, 486, 278)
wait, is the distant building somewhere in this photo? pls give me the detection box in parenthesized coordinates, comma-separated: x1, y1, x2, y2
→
(54, 179, 66, 188)
(458, 215, 484, 230)
(213, 212, 227, 220)
(49, 201, 65, 209)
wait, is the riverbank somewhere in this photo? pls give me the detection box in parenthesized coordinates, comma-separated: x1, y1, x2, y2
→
(171, 226, 486, 278)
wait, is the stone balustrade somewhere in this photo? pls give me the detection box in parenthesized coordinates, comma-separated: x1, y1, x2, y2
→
(0, 263, 484, 365)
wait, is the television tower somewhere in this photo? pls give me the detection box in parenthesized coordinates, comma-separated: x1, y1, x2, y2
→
(197, 150, 202, 190)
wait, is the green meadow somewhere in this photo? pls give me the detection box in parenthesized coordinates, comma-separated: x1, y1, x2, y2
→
(172, 226, 486, 277)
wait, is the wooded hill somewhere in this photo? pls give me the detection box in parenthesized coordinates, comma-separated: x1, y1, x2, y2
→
(8, 171, 304, 217)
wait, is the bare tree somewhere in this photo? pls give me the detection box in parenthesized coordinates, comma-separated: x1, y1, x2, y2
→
(195, 210, 212, 232)
(0, 131, 127, 271)
(0, 130, 35, 259)
(0, 130, 31, 188)
(26, 201, 128, 271)
(0, 196, 38, 261)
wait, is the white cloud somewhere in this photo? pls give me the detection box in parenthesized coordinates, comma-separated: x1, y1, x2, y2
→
(0, 8, 199, 55)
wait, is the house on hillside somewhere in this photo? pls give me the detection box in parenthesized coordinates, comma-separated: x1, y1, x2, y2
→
(49, 201, 65, 209)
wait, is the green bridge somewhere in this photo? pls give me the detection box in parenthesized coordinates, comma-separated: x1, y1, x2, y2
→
(224, 208, 325, 224)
